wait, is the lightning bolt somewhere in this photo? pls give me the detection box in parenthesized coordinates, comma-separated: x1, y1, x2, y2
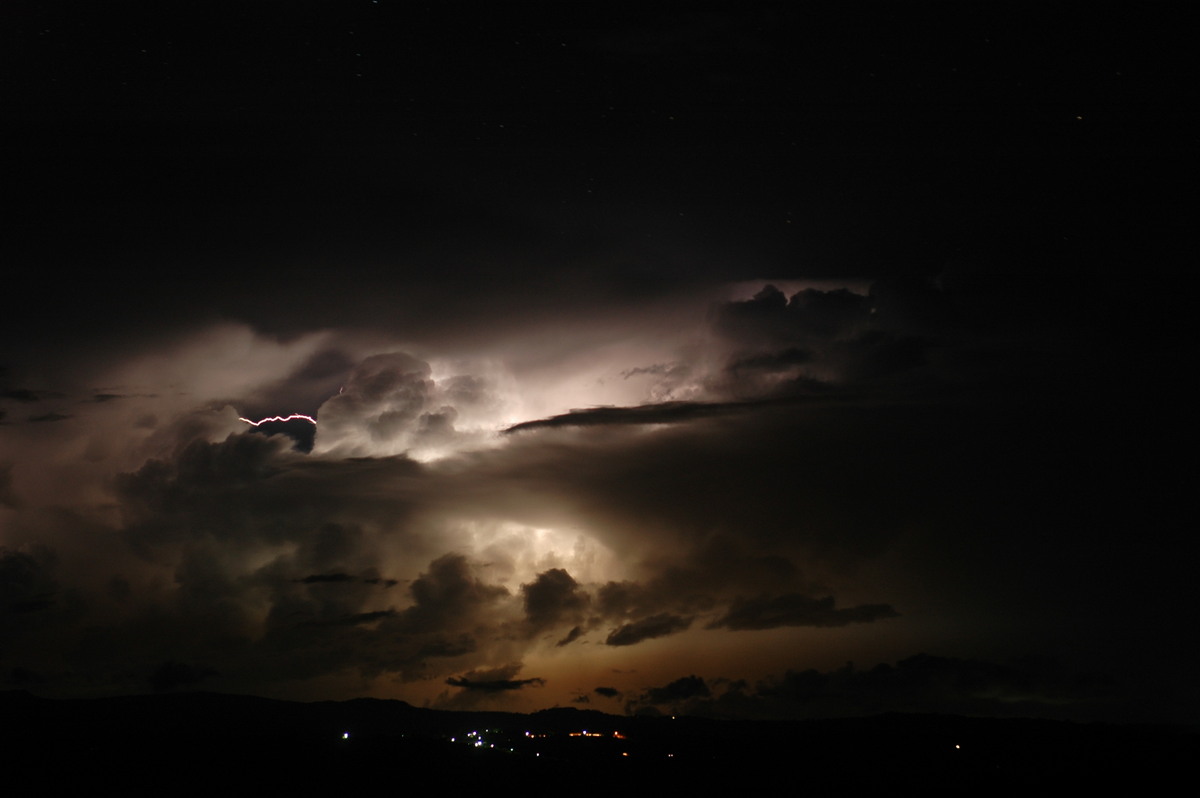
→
(238, 414, 317, 427)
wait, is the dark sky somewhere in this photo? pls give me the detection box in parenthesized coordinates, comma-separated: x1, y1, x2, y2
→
(1, 3, 1194, 723)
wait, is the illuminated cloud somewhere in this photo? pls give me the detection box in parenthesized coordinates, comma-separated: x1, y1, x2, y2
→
(0, 284, 932, 702)
(0, 273, 1181, 721)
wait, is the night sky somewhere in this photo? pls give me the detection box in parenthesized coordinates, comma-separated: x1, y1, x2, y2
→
(2, 3, 1194, 724)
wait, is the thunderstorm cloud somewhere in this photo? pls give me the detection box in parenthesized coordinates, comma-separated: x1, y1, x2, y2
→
(2, 9, 1187, 722)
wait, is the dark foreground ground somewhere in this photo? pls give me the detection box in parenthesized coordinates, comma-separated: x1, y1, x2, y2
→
(3, 690, 1193, 794)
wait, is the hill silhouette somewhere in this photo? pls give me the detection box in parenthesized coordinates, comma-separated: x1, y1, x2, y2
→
(3, 690, 1192, 793)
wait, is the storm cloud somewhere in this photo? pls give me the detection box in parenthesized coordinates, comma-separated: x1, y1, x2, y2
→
(2, 4, 1189, 723)
(0, 279, 1178, 719)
